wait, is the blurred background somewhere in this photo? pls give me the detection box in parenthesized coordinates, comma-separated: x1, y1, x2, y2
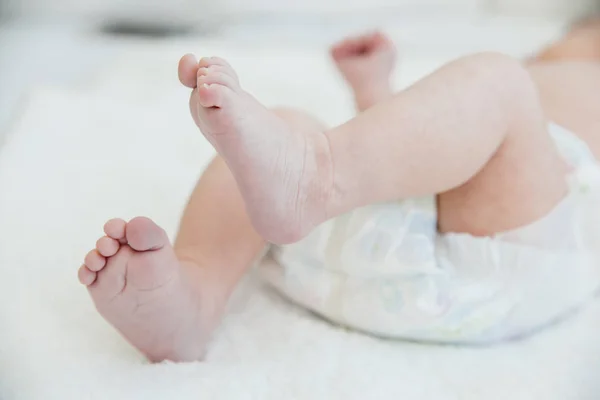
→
(0, 0, 598, 138)
(1, 2, 600, 398)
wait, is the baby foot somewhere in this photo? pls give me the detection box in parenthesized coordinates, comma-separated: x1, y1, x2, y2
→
(78, 217, 220, 362)
(331, 31, 396, 110)
(181, 56, 333, 244)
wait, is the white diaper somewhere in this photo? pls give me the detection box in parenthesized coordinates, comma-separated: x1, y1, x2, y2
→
(259, 123, 600, 344)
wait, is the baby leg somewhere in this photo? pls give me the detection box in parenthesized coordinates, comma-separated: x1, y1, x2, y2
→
(327, 52, 568, 235)
(185, 52, 566, 242)
(80, 152, 266, 361)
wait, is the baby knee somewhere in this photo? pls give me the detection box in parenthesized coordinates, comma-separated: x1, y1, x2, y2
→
(457, 52, 542, 125)
(458, 52, 533, 90)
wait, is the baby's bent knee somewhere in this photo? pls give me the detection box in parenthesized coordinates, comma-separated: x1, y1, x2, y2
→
(457, 52, 543, 135)
(456, 52, 534, 93)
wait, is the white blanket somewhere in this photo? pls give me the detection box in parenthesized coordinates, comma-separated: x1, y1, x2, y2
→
(2, 28, 600, 399)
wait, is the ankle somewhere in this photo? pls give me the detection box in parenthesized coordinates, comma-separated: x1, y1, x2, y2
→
(309, 127, 341, 228)
(308, 127, 336, 225)
(175, 253, 231, 320)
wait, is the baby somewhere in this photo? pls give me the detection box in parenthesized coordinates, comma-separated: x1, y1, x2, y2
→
(78, 29, 600, 362)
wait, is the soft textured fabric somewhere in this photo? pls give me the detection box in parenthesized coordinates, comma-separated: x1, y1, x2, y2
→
(3, 83, 600, 400)
(4, 25, 600, 399)
(264, 123, 600, 343)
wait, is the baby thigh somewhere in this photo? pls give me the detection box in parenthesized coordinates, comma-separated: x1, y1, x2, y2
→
(437, 122, 568, 236)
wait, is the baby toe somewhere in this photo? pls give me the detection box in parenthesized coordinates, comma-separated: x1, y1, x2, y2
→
(178, 53, 200, 88)
(208, 56, 233, 67)
(126, 217, 168, 252)
(84, 249, 106, 272)
(197, 70, 239, 90)
(78, 265, 97, 286)
(197, 83, 232, 108)
(104, 218, 127, 243)
(199, 56, 232, 69)
(199, 64, 238, 81)
(96, 236, 120, 257)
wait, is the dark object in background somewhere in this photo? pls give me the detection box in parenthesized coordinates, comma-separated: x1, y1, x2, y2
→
(0, 0, 6, 22)
(101, 20, 193, 38)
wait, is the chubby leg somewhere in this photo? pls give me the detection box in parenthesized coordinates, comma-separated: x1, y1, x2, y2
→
(329, 53, 567, 235)
(183, 51, 566, 242)
(80, 59, 332, 362)
(173, 156, 267, 301)
(79, 154, 266, 363)
(332, 33, 575, 235)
